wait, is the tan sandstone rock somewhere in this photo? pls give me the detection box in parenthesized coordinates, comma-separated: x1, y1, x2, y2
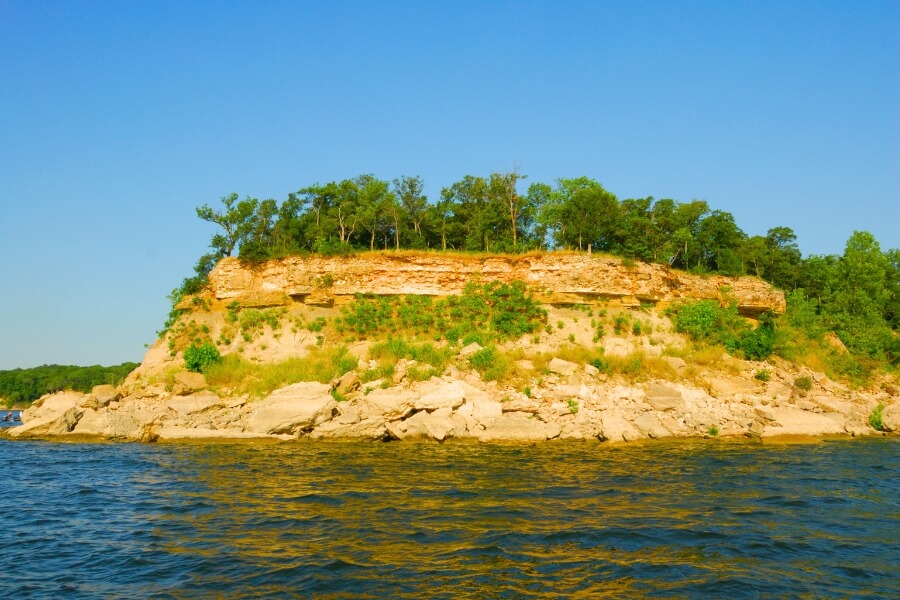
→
(245, 382, 337, 435)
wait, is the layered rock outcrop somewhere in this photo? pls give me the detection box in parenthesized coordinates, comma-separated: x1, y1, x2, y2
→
(207, 253, 786, 315)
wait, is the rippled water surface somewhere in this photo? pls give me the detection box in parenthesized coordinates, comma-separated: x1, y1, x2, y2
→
(0, 437, 897, 598)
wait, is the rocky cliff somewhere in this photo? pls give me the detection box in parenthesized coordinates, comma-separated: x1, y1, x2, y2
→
(206, 253, 786, 315)
(5, 252, 896, 445)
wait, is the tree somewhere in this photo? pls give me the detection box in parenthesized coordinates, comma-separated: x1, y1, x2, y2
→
(393, 176, 428, 247)
(238, 198, 278, 262)
(489, 169, 528, 249)
(195, 193, 259, 257)
(696, 210, 745, 274)
(554, 178, 619, 251)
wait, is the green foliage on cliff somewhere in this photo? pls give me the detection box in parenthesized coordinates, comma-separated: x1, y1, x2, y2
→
(0, 363, 139, 406)
(183, 342, 223, 373)
(668, 300, 776, 361)
(337, 280, 547, 344)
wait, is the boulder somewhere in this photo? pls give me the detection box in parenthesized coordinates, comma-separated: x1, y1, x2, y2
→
(880, 402, 900, 433)
(360, 388, 417, 420)
(584, 363, 600, 377)
(661, 356, 687, 373)
(644, 383, 685, 412)
(310, 416, 387, 440)
(548, 358, 578, 376)
(633, 413, 671, 439)
(22, 391, 84, 421)
(167, 391, 223, 416)
(71, 408, 109, 437)
(105, 398, 164, 440)
(415, 380, 466, 411)
(810, 395, 852, 415)
(753, 406, 778, 424)
(475, 413, 561, 442)
(88, 384, 121, 408)
(403, 409, 457, 441)
(171, 372, 207, 396)
(599, 413, 644, 442)
(245, 382, 337, 435)
(7, 406, 84, 439)
(334, 371, 361, 396)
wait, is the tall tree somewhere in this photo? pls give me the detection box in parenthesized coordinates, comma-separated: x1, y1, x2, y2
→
(393, 175, 428, 247)
(489, 169, 528, 249)
(195, 193, 259, 257)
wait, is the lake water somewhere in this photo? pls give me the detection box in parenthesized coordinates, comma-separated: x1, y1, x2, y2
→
(0, 437, 897, 599)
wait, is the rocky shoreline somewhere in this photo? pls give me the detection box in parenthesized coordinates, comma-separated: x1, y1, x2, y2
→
(4, 354, 897, 444)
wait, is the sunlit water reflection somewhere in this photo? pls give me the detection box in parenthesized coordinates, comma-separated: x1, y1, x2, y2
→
(1, 438, 897, 598)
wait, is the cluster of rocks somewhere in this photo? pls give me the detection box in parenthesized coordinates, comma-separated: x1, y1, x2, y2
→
(5, 357, 897, 444)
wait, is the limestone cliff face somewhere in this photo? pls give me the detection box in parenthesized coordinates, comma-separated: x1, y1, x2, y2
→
(207, 253, 786, 315)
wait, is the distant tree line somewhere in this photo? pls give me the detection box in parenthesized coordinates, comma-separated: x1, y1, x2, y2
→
(175, 172, 897, 367)
(0, 363, 138, 406)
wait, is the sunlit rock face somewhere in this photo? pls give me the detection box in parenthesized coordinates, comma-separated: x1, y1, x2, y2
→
(207, 253, 786, 316)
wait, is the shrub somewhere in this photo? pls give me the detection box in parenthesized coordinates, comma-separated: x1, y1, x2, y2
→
(794, 376, 813, 392)
(337, 280, 546, 343)
(708, 425, 719, 437)
(469, 347, 497, 373)
(567, 398, 579, 414)
(868, 403, 885, 431)
(754, 369, 771, 382)
(613, 313, 631, 335)
(183, 342, 223, 373)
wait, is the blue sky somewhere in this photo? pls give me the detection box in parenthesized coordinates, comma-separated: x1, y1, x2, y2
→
(1, 0, 897, 370)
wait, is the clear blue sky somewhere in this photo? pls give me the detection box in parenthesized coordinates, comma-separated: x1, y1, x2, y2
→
(1, 0, 897, 370)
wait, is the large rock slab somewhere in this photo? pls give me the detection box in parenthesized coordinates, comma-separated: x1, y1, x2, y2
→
(22, 391, 85, 421)
(879, 402, 900, 432)
(633, 413, 671, 439)
(245, 382, 337, 435)
(360, 388, 417, 420)
(763, 407, 846, 437)
(167, 391, 223, 416)
(599, 412, 644, 442)
(644, 383, 686, 412)
(548, 358, 578, 376)
(415, 380, 466, 411)
(310, 416, 387, 440)
(105, 399, 162, 439)
(7, 406, 84, 439)
(475, 413, 561, 442)
(172, 372, 207, 396)
(402, 409, 457, 441)
(87, 384, 121, 408)
(71, 408, 110, 437)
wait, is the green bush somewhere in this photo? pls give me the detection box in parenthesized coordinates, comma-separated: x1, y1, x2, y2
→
(338, 280, 546, 343)
(868, 403, 885, 431)
(184, 342, 223, 373)
(670, 301, 776, 360)
(794, 376, 813, 392)
(754, 369, 771, 382)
